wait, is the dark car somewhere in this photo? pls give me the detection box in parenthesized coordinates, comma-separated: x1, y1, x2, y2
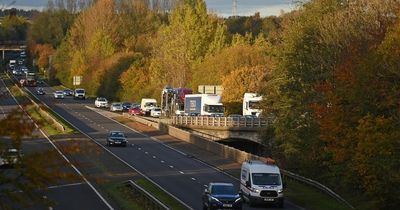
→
(63, 89, 73, 96)
(36, 88, 45, 95)
(122, 102, 132, 111)
(202, 182, 242, 210)
(107, 131, 127, 147)
(128, 106, 144, 116)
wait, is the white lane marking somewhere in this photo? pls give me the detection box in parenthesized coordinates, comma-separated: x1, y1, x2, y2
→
(145, 152, 148, 155)
(1, 77, 115, 210)
(152, 156, 156, 159)
(48, 182, 85, 189)
(169, 165, 174, 168)
(179, 171, 184, 174)
(138, 147, 142, 150)
(161, 160, 164, 163)
(191, 178, 196, 181)
(204, 185, 208, 188)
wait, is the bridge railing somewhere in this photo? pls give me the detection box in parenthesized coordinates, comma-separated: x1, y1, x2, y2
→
(172, 116, 269, 128)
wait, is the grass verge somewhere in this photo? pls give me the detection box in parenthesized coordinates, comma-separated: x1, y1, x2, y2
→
(284, 178, 352, 210)
(102, 182, 144, 210)
(136, 179, 187, 210)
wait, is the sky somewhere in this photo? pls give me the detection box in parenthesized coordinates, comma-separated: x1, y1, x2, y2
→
(2, 0, 297, 17)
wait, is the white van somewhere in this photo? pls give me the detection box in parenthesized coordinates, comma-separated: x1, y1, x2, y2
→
(240, 160, 284, 208)
(140, 98, 157, 115)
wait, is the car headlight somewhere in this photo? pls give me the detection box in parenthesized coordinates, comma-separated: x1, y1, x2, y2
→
(278, 189, 283, 194)
(108, 139, 114, 142)
(251, 187, 260, 193)
(235, 197, 242, 203)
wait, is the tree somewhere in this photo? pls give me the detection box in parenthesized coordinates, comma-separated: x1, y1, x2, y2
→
(149, 0, 228, 88)
(222, 65, 271, 115)
(0, 109, 78, 209)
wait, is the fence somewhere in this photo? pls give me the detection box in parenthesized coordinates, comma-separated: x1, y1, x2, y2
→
(172, 116, 268, 128)
(124, 180, 170, 210)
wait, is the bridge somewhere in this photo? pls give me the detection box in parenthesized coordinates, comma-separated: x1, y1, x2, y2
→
(171, 116, 269, 143)
(0, 41, 26, 60)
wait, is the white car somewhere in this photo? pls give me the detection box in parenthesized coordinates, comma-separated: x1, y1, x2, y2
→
(54, 91, 65, 99)
(150, 108, 161, 118)
(95, 97, 109, 108)
(110, 102, 123, 112)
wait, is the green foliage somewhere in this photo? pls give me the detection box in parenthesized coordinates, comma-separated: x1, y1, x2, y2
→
(192, 40, 270, 90)
(0, 14, 28, 41)
(28, 10, 76, 47)
(149, 0, 228, 88)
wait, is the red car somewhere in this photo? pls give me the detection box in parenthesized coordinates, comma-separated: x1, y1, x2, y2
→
(128, 107, 144, 116)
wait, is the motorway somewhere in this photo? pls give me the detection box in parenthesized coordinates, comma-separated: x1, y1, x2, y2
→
(0, 74, 111, 210)
(18, 79, 304, 210)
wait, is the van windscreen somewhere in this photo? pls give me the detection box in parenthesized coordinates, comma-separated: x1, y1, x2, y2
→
(251, 173, 281, 186)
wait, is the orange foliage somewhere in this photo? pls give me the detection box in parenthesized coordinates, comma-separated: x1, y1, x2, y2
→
(33, 44, 55, 69)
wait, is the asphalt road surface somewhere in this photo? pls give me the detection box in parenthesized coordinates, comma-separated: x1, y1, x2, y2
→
(0, 75, 111, 210)
(22, 80, 304, 210)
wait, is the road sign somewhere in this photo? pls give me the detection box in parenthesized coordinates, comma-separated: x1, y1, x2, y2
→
(198, 85, 223, 94)
(73, 76, 82, 86)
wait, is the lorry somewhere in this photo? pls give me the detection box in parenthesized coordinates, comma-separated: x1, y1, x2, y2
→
(161, 87, 192, 116)
(243, 93, 262, 117)
(184, 94, 224, 116)
(240, 160, 284, 208)
(141, 98, 157, 115)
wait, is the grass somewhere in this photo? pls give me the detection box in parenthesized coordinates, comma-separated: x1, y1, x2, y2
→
(284, 178, 352, 210)
(136, 179, 187, 210)
(26, 105, 60, 136)
(102, 182, 144, 210)
(3, 74, 74, 135)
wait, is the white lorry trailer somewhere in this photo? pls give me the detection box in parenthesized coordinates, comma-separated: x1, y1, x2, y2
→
(240, 160, 284, 208)
(243, 93, 262, 117)
(184, 94, 224, 116)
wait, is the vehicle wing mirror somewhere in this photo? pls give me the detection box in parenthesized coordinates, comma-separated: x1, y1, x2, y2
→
(246, 181, 251, 188)
(204, 189, 209, 194)
(238, 191, 242, 196)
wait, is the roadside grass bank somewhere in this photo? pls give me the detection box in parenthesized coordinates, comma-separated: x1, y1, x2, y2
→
(284, 178, 351, 210)
(4, 77, 74, 135)
(136, 179, 187, 210)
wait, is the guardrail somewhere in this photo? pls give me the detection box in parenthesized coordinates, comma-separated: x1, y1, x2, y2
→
(124, 180, 170, 210)
(172, 116, 268, 128)
(281, 169, 355, 209)
(5, 73, 65, 132)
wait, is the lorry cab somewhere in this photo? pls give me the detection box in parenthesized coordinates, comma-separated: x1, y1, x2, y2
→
(141, 98, 157, 115)
(240, 160, 284, 208)
(243, 93, 262, 117)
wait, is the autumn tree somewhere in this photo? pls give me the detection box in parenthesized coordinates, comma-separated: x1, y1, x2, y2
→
(264, 0, 400, 208)
(222, 65, 270, 115)
(0, 109, 78, 209)
(149, 0, 228, 88)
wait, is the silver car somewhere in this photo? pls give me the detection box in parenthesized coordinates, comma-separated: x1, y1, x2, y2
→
(54, 91, 65, 99)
